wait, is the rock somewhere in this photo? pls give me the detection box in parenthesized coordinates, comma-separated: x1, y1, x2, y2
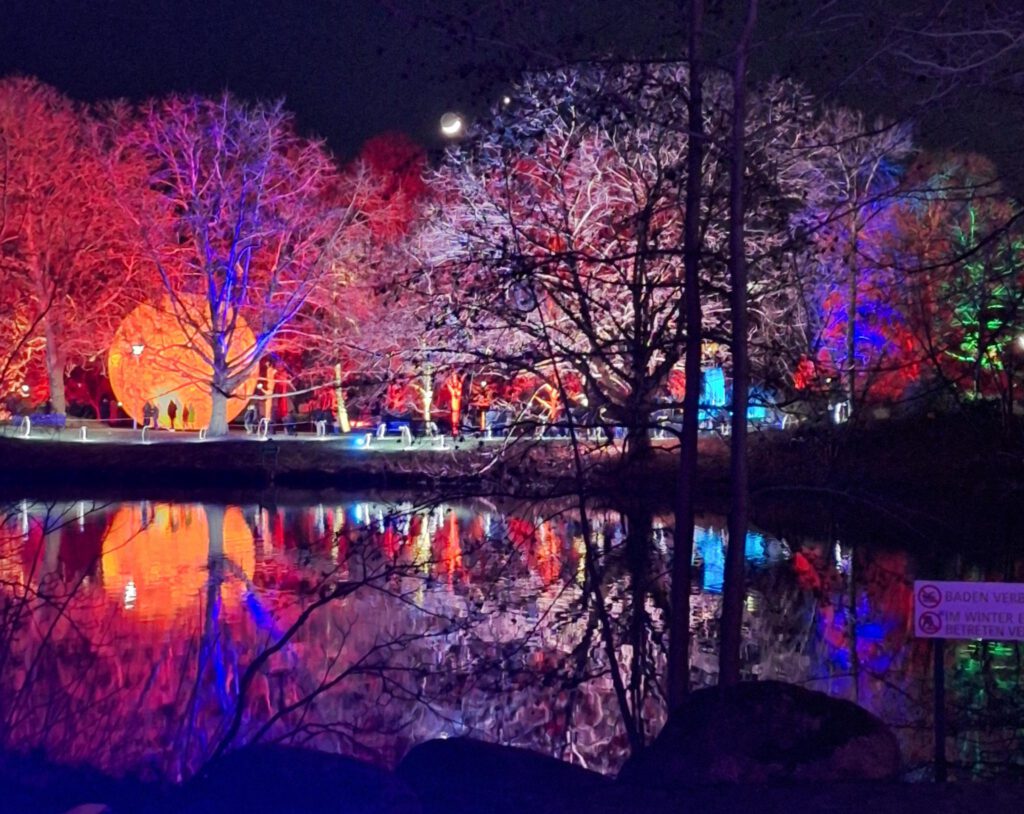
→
(178, 746, 421, 814)
(397, 738, 610, 814)
(619, 681, 901, 785)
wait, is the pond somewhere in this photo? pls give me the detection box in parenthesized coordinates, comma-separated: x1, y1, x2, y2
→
(1, 495, 1021, 781)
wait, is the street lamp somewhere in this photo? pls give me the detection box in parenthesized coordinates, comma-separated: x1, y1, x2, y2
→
(130, 342, 144, 429)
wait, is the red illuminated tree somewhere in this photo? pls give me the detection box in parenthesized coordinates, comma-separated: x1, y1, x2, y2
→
(292, 132, 434, 429)
(0, 78, 147, 414)
(122, 94, 363, 436)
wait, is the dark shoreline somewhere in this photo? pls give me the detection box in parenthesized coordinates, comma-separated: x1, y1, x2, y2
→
(2, 414, 1021, 554)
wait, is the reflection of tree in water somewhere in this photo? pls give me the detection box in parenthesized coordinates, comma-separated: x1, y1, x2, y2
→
(2, 498, 1024, 780)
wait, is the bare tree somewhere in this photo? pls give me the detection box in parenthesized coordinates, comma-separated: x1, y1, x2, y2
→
(417, 63, 813, 459)
(667, 0, 704, 709)
(122, 94, 363, 435)
(0, 78, 146, 414)
(718, 0, 759, 688)
(787, 109, 914, 415)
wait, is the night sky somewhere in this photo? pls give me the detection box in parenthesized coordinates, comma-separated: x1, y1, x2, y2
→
(1, 0, 481, 155)
(3, 0, 680, 156)
(1, 0, 1020, 185)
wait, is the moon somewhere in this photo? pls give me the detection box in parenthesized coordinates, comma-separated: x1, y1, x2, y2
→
(440, 112, 464, 138)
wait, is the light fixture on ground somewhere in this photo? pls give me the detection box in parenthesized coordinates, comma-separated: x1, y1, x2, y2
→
(440, 112, 464, 139)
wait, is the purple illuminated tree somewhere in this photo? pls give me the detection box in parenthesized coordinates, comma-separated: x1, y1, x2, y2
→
(782, 108, 915, 413)
(123, 94, 361, 436)
(417, 62, 812, 456)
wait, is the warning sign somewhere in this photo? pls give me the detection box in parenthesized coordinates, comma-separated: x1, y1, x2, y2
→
(914, 580, 1024, 641)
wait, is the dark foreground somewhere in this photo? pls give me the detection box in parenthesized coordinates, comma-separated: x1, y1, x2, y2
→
(4, 744, 1022, 814)
(6, 682, 1024, 814)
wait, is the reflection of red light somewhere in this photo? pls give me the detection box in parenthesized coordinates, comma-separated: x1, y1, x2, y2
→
(536, 522, 560, 585)
(434, 512, 464, 583)
(793, 551, 822, 592)
(101, 504, 254, 624)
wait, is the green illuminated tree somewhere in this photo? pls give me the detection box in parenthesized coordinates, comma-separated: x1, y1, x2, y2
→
(895, 154, 1024, 415)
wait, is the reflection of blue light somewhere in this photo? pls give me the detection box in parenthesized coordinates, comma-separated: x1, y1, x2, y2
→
(858, 622, 885, 641)
(701, 368, 726, 407)
(697, 527, 724, 592)
(244, 590, 282, 638)
(694, 527, 770, 593)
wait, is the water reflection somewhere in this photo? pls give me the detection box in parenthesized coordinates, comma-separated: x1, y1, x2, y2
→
(0, 497, 1021, 781)
(102, 504, 255, 620)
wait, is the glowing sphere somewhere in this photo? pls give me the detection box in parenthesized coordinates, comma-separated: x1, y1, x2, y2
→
(108, 301, 258, 429)
(101, 504, 255, 623)
(440, 111, 464, 138)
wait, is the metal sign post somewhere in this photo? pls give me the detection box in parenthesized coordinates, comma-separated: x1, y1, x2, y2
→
(933, 637, 946, 783)
(914, 579, 1024, 783)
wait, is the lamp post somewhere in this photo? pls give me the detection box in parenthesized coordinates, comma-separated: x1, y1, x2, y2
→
(130, 342, 144, 429)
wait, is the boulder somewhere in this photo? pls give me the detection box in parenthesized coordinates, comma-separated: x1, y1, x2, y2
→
(397, 738, 610, 814)
(177, 746, 420, 814)
(619, 681, 900, 785)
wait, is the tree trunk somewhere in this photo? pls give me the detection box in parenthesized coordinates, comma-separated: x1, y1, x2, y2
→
(446, 372, 465, 435)
(626, 408, 653, 462)
(264, 366, 276, 421)
(206, 504, 225, 558)
(43, 317, 66, 414)
(847, 245, 858, 413)
(719, 0, 757, 688)
(334, 363, 351, 433)
(209, 383, 229, 436)
(420, 369, 434, 424)
(668, 0, 704, 711)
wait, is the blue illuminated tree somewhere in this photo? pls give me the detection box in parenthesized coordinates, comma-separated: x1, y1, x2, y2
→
(123, 95, 362, 436)
(786, 107, 915, 414)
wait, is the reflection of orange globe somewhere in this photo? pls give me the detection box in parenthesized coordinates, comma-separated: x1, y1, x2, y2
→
(101, 504, 255, 623)
(107, 301, 258, 429)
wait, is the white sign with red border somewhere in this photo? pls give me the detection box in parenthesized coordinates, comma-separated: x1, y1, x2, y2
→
(914, 580, 1024, 641)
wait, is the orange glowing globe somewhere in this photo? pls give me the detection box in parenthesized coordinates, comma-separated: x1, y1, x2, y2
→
(108, 300, 259, 429)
